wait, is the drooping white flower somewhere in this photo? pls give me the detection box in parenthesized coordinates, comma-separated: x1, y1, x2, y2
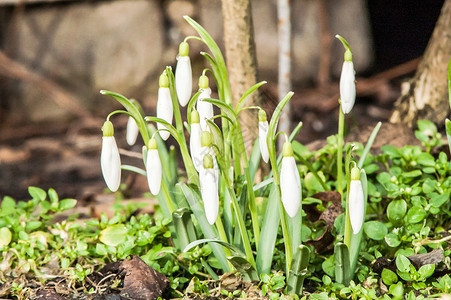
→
(280, 142, 301, 218)
(196, 75, 213, 131)
(258, 109, 269, 163)
(349, 166, 364, 234)
(126, 116, 139, 146)
(157, 73, 173, 141)
(339, 59, 356, 114)
(190, 110, 202, 172)
(146, 138, 162, 195)
(101, 120, 121, 192)
(175, 41, 192, 107)
(200, 154, 219, 225)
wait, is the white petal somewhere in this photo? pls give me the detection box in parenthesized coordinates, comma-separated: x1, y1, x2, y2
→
(349, 180, 364, 234)
(259, 121, 269, 163)
(157, 87, 173, 141)
(280, 156, 301, 218)
(199, 146, 219, 180)
(200, 168, 219, 225)
(190, 123, 202, 172)
(197, 88, 213, 131)
(146, 149, 162, 195)
(339, 61, 356, 114)
(101, 136, 121, 192)
(126, 117, 139, 146)
(175, 56, 192, 107)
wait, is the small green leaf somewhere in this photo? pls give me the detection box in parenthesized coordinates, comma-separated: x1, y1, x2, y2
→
(387, 200, 407, 225)
(385, 233, 401, 248)
(418, 264, 435, 279)
(0, 227, 12, 248)
(402, 170, 422, 178)
(28, 187, 46, 201)
(389, 281, 404, 298)
(25, 221, 42, 231)
(100, 224, 127, 247)
(363, 221, 387, 241)
(430, 193, 450, 208)
(0, 197, 16, 216)
(59, 199, 77, 211)
(406, 206, 427, 224)
(382, 268, 398, 285)
(304, 171, 326, 192)
(395, 255, 411, 273)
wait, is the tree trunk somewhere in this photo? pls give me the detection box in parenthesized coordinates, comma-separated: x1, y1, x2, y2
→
(221, 0, 261, 151)
(390, 0, 451, 127)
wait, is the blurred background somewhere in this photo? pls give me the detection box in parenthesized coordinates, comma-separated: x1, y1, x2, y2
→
(0, 0, 445, 201)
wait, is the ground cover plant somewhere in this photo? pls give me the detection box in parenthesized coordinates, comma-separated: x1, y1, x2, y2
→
(1, 16, 451, 299)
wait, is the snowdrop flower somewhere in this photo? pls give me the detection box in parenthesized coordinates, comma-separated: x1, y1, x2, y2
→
(101, 120, 121, 192)
(146, 138, 162, 195)
(175, 41, 192, 107)
(196, 74, 213, 131)
(156, 73, 173, 141)
(280, 141, 301, 218)
(190, 110, 202, 172)
(200, 154, 219, 225)
(349, 166, 364, 234)
(336, 35, 356, 114)
(126, 116, 139, 146)
(258, 109, 269, 163)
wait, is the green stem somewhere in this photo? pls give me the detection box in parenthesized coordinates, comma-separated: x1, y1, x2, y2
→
(344, 192, 351, 248)
(337, 104, 345, 199)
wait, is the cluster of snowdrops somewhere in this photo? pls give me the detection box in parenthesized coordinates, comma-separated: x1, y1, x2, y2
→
(99, 17, 368, 294)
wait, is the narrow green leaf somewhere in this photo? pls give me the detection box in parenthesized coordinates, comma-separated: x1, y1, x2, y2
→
(235, 81, 267, 112)
(287, 245, 310, 295)
(334, 243, 351, 285)
(358, 121, 381, 168)
(183, 238, 245, 258)
(256, 184, 281, 275)
(180, 183, 230, 272)
(172, 208, 197, 251)
(228, 256, 259, 282)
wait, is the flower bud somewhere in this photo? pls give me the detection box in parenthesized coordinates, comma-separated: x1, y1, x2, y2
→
(101, 121, 121, 192)
(339, 60, 356, 114)
(280, 142, 301, 218)
(258, 110, 269, 163)
(197, 75, 213, 131)
(157, 73, 173, 141)
(146, 138, 162, 195)
(190, 110, 202, 172)
(175, 42, 192, 107)
(349, 166, 364, 234)
(200, 154, 219, 225)
(126, 116, 139, 146)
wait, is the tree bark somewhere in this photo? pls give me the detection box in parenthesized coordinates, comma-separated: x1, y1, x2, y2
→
(390, 0, 451, 127)
(221, 0, 261, 151)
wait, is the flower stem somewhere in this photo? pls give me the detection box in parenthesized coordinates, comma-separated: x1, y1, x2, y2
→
(337, 104, 345, 199)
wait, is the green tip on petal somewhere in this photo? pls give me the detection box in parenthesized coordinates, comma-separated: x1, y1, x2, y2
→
(179, 41, 189, 57)
(159, 73, 169, 88)
(199, 74, 209, 89)
(282, 142, 293, 157)
(148, 138, 157, 150)
(351, 166, 360, 181)
(102, 120, 114, 137)
(191, 109, 200, 124)
(258, 109, 267, 122)
(203, 153, 214, 169)
(201, 131, 212, 147)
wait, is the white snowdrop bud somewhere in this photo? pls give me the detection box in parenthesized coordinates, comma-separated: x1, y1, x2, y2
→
(126, 116, 139, 146)
(200, 154, 219, 225)
(280, 142, 301, 218)
(175, 41, 192, 107)
(190, 110, 202, 172)
(157, 73, 173, 141)
(339, 59, 356, 114)
(349, 166, 364, 234)
(146, 138, 162, 195)
(196, 75, 213, 131)
(258, 109, 269, 163)
(101, 121, 121, 192)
